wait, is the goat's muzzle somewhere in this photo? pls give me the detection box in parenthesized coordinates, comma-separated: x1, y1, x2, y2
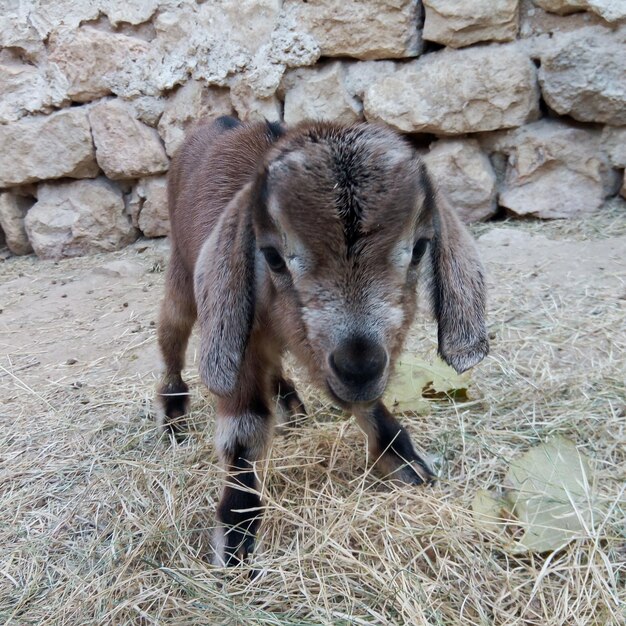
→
(327, 336, 389, 404)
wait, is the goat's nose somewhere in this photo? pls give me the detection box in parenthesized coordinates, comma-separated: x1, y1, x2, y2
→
(329, 337, 388, 388)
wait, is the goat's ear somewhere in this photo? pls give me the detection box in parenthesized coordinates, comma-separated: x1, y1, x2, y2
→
(421, 165, 489, 373)
(194, 181, 258, 397)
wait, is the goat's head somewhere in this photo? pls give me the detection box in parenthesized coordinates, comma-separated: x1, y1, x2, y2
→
(196, 122, 488, 403)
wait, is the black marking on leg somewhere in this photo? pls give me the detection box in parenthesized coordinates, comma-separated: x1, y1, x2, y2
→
(158, 379, 190, 438)
(217, 454, 262, 566)
(370, 402, 434, 485)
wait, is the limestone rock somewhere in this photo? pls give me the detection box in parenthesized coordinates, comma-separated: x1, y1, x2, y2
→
(127, 96, 167, 127)
(538, 26, 626, 125)
(158, 81, 233, 157)
(238, 10, 322, 100)
(135, 176, 169, 238)
(104, 0, 160, 26)
(28, 0, 100, 38)
(202, 3, 321, 102)
(89, 100, 169, 180)
(149, 5, 228, 92)
(343, 61, 399, 99)
(267, 15, 322, 69)
(24, 178, 137, 259)
(423, 0, 519, 48)
(0, 109, 98, 188)
(151, 1, 282, 94)
(0, 59, 69, 123)
(601, 126, 626, 168)
(163, 0, 320, 98)
(220, 0, 282, 58)
(0, 192, 34, 255)
(365, 43, 539, 134)
(424, 140, 497, 222)
(484, 119, 615, 218)
(230, 81, 281, 122)
(283, 62, 362, 125)
(32, 0, 318, 107)
(283, 0, 423, 60)
(533, 0, 626, 22)
(0, 12, 44, 60)
(581, 0, 626, 21)
(518, 3, 608, 49)
(48, 27, 150, 103)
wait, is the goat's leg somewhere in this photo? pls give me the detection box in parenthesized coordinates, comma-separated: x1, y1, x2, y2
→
(156, 250, 197, 435)
(213, 394, 274, 566)
(352, 401, 434, 485)
(273, 374, 307, 429)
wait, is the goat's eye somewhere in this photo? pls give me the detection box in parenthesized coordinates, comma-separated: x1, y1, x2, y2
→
(411, 238, 429, 265)
(261, 247, 287, 272)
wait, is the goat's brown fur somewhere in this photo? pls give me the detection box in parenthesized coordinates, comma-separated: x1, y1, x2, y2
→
(157, 116, 488, 565)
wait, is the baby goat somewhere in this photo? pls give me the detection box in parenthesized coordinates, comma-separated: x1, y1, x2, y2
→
(157, 116, 488, 566)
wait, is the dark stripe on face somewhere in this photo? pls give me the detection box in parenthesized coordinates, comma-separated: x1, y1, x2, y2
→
(284, 124, 370, 254)
(331, 144, 367, 253)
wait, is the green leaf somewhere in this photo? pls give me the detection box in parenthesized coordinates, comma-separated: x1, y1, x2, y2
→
(385, 355, 470, 413)
(504, 436, 601, 553)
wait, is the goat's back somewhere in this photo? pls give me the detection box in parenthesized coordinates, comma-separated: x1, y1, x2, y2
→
(167, 117, 282, 274)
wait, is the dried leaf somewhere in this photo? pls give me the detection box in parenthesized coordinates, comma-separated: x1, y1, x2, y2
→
(385, 355, 470, 413)
(505, 436, 601, 553)
(471, 489, 513, 536)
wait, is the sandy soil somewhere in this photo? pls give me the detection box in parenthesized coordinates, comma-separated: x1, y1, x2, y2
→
(1, 203, 624, 625)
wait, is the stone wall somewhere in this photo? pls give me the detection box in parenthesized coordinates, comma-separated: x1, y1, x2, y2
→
(0, 0, 624, 259)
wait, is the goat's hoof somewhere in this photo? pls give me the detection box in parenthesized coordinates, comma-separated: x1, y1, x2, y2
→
(384, 454, 435, 486)
(156, 380, 190, 438)
(276, 378, 307, 430)
(212, 525, 256, 568)
(403, 458, 436, 485)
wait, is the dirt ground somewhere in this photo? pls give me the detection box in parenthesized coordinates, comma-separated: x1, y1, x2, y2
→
(1, 201, 625, 625)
